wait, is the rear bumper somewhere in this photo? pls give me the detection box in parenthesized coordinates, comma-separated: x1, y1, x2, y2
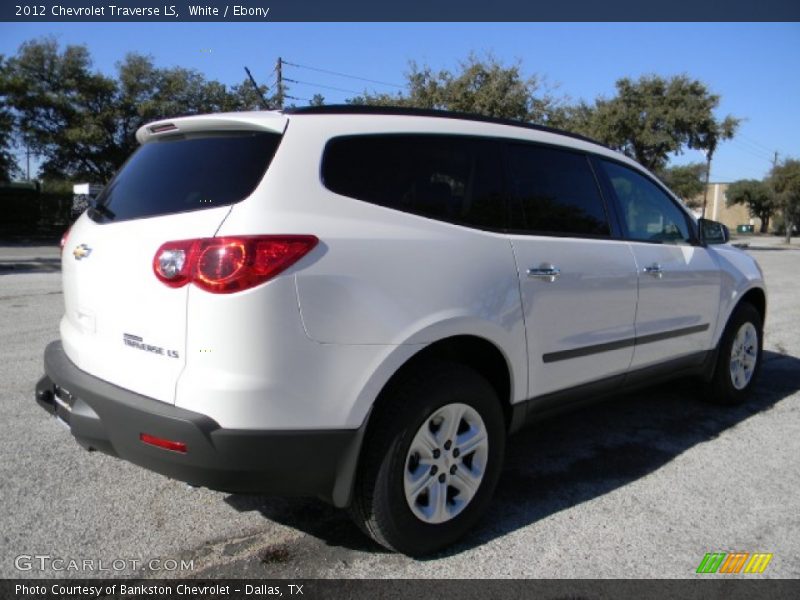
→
(36, 341, 363, 505)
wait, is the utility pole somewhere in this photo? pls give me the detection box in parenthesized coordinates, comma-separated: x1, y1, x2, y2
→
(772, 151, 779, 169)
(276, 56, 284, 110)
(701, 153, 712, 219)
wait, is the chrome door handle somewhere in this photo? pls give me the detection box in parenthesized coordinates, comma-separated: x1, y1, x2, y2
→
(643, 263, 664, 279)
(527, 265, 561, 282)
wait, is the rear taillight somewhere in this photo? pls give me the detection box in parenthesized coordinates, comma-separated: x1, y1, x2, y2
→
(60, 226, 72, 254)
(153, 239, 196, 288)
(153, 235, 318, 294)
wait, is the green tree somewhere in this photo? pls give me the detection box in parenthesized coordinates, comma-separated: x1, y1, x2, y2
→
(3, 38, 253, 181)
(587, 75, 739, 174)
(547, 100, 596, 136)
(227, 70, 282, 111)
(3, 38, 117, 180)
(0, 104, 19, 182)
(658, 163, 707, 208)
(0, 55, 21, 181)
(349, 54, 563, 124)
(769, 159, 800, 244)
(111, 53, 255, 168)
(725, 179, 777, 233)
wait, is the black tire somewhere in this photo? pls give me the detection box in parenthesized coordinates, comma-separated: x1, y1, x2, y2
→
(705, 302, 763, 405)
(349, 361, 506, 556)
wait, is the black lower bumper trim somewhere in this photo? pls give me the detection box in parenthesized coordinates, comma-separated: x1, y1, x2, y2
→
(37, 341, 362, 504)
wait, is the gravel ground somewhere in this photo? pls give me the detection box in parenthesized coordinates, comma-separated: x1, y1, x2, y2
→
(0, 237, 798, 579)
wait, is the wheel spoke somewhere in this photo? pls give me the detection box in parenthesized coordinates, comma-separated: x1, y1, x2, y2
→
(730, 359, 738, 374)
(407, 471, 435, 499)
(451, 467, 481, 498)
(457, 428, 487, 456)
(417, 426, 439, 457)
(441, 404, 463, 446)
(745, 329, 756, 348)
(429, 481, 448, 522)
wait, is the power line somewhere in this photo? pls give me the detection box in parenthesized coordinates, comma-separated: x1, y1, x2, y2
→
(738, 133, 775, 154)
(282, 59, 405, 90)
(285, 94, 312, 103)
(737, 132, 786, 166)
(730, 141, 775, 164)
(732, 138, 775, 160)
(283, 77, 364, 96)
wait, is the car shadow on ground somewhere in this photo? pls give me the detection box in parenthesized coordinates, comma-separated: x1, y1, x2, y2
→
(224, 350, 800, 563)
(0, 257, 61, 275)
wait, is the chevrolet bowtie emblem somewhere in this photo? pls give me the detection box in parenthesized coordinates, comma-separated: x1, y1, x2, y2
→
(73, 244, 92, 260)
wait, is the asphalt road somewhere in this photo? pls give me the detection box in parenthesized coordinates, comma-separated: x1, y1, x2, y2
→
(1, 238, 798, 579)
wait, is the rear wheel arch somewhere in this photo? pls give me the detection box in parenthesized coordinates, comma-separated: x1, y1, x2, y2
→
(333, 335, 514, 509)
(347, 358, 507, 554)
(370, 335, 514, 431)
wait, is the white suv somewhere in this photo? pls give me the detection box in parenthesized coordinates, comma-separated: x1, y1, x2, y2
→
(36, 106, 766, 555)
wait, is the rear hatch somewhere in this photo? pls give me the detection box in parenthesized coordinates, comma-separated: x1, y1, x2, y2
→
(60, 113, 286, 404)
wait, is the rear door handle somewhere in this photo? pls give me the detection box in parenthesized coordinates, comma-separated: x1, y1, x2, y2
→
(643, 263, 664, 279)
(527, 265, 561, 282)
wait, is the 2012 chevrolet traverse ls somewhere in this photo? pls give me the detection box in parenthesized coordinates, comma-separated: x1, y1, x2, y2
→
(36, 106, 766, 555)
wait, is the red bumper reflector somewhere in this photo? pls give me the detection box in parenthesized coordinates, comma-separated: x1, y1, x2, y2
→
(140, 433, 187, 453)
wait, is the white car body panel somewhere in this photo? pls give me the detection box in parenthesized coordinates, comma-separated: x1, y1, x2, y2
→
(627, 242, 722, 368)
(707, 244, 767, 345)
(60, 206, 232, 404)
(508, 236, 639, 397)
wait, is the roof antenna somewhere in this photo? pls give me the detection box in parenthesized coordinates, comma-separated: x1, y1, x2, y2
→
(244, 66, 271, 110)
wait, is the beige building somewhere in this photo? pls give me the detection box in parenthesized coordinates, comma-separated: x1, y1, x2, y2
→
(690, 183, 762, 232)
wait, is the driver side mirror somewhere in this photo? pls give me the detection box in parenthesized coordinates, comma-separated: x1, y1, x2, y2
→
(698, 218, 729, 245)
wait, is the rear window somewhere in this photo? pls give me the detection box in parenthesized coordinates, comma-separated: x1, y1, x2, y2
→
(321, 134, 506, 230)
(90, 131, 281, 223)
(507, 143, 610, 237)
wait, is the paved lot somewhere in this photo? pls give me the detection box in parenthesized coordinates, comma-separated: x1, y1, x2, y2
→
(1, 237, 798, 579)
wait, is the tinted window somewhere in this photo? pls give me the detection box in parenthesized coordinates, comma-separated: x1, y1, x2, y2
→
(601, 161, 691, 244)
(91, 131, 281, 223)
(507, 144, 610, 236)
(322, 135, 505, 229)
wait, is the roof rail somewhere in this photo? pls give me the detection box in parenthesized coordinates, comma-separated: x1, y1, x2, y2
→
(285, 104, 605, 147)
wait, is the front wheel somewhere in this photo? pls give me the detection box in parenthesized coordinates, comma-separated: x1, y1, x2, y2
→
(706, 302, 763, 405)
(349, 361, 506, 556)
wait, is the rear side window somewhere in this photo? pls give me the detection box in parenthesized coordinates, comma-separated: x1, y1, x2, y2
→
(91, 131, 281, 223)
(507, 144, 610, 237)
(321, 135, 506, 230)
